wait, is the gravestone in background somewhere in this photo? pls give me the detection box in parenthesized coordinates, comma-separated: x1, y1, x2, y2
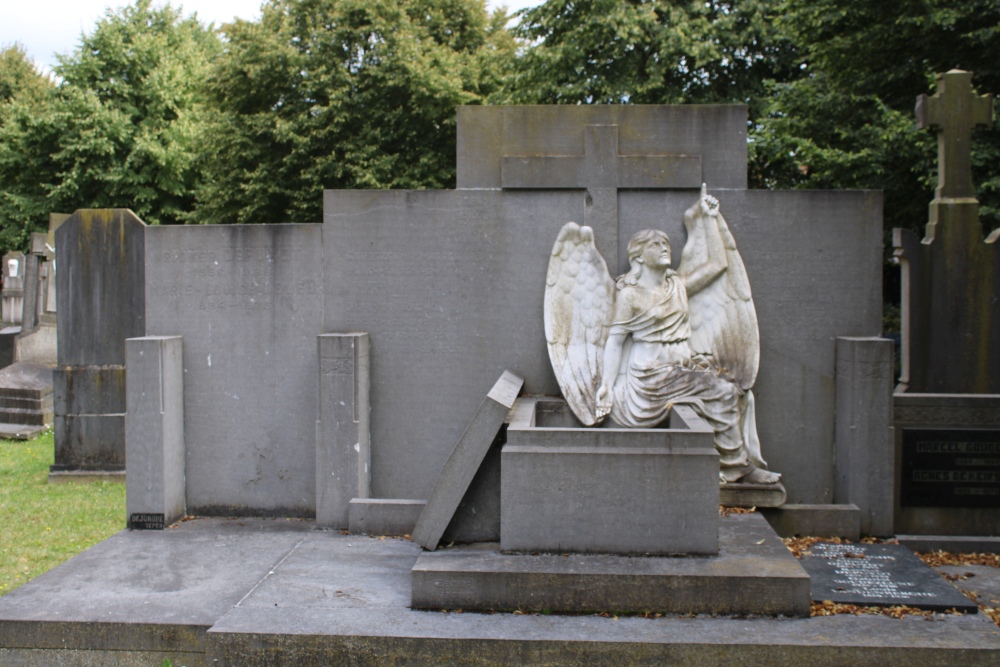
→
(893, 70, 1000, 534)
(2, 251, 25, 325)
(50, 209, 145, 477)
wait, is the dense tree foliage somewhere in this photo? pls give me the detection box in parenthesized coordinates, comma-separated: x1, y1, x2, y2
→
(0, 44, 52, 108)
(752, 0, 1000, 237)
(499, 0, 799, 122)
(194, 0, 515, 224)
(0, 0, 996, 264)
(0, 0, 219, 251)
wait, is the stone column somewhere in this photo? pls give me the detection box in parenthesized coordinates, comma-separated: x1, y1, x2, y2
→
(316, 333, 370, 529)
(835, 337, 894, 536)
(126, 336, 185, 529)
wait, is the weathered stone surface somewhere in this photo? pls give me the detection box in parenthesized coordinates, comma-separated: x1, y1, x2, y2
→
(457, 105, 748, 190)
(415, 514, 808, 615)
(53, 209, 145, 475)
(56, 210, 146, 367)
(835, 337, 895, 536)
(316, 333, 370, 529)
(348, 499, 425, 536)
(324, 187, 882, 508)
(126, 336, 185, 529)
(502, 400, 719, 555)
(323, 190, 582, 502)
(760, 504, 861, 540)
(412, 371, 523, 551)
(3, 519, 1000, 666)
(144, 223, 323, 517)
(896, 71, 998, 394)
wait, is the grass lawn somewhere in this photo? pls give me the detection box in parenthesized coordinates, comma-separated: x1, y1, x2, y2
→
(0, 431, 125, 596)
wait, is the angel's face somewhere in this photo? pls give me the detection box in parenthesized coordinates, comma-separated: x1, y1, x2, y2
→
(641, 238, 672, 268)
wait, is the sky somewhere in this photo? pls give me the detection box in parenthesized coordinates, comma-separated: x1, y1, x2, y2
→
(2, 0, 540, 75)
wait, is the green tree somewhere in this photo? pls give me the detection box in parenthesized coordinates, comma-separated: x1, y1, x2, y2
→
(0, 44, 52, 108)
(499, 0, 799, 121)
(0, 0, 220, 252)
(752, 0, 1000, 237)
(195, 0, 515, 225)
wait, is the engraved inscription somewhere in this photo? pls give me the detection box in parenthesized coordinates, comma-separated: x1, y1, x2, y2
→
(813, 544, 937, 600)
(901, 428, 1000, 508)
(129, 513, 165, 530)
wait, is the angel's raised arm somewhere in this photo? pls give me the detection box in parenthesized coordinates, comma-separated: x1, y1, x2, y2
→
(680, 184, 729, 296)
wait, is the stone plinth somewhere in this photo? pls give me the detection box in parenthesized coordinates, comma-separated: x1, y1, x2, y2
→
(501, 399, 719, 556)
(126, 336, 185, 529)
(413, 513, 810, 616)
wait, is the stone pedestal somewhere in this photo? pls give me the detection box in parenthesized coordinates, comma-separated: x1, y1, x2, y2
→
(316, 333, 371, 529)
(501, 399, 719, 556)
(126, 337, 185, 529)
(413, 513, 810, 616)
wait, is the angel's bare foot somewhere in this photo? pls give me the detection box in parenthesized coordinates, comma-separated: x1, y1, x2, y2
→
(738, 466, 781, 484)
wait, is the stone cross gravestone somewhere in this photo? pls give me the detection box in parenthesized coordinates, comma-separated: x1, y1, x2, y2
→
(893, 70, 1000, 534)
(895, 70, 998, 394)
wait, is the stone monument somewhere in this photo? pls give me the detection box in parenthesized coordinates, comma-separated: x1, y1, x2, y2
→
(893, 70, 1000, 534)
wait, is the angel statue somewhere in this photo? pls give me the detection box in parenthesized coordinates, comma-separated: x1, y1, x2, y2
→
(544, 184, 780, 485)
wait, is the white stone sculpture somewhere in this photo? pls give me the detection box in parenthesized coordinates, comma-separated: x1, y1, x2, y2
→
(544, 185, 780, 484)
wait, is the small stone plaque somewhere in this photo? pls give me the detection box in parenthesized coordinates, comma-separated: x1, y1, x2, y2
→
(800, 543, 977, 612)
(129, 513, 165, 530)
(901, 428, 1000, 508)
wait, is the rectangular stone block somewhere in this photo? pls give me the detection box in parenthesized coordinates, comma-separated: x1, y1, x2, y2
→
(411, 371, 523, 551)
(144, 224, 323, 516)
(348, 499, 425, 536)
(51, 414, 124, 471)
(835, 337, 895, 536)
(53, 366, 127, 415)
(894, 392, 1000, 535)
(502, 401, 719, 555)
(126, 336, 185, 529)
(413, 514, 809, 616)
(316, 333, 370, 529)
(760, 504, 861, 540)
(56, 210, 146, 367)
(457, 105, 749, 189)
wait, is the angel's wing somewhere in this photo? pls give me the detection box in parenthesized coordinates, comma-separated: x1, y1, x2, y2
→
(544, 222, 615, 426)
(679, 191, 760, 390)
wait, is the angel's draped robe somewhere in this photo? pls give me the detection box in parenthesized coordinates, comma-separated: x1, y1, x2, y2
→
(608, 274, 751, 481)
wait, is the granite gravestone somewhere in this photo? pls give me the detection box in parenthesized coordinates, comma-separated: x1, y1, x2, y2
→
(801, 542, 976, 612)
(51, 209, 144, 478)
(893, 70, 1000, 534)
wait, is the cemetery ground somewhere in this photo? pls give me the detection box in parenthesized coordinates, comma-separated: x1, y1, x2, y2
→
(0, 431, 124, 597)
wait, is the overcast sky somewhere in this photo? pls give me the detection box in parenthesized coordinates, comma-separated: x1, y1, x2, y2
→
(2, 0, 540, 75)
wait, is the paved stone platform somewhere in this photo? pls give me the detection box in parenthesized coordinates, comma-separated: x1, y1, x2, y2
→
(412, 514, 810, 616)
(1, 517, 999, 666)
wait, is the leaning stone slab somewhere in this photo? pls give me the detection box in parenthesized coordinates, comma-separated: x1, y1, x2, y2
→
(411, 370, 523, 551)
(126, 336, 185, 529)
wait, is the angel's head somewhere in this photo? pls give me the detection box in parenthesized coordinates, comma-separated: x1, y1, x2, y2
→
(618, 229, 672, 288)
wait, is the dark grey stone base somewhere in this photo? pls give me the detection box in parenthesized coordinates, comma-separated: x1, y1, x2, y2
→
(3, 518, 999, 667)
(412, 514, 810, 616)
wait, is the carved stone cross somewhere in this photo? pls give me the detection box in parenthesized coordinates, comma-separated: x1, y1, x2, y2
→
(916, 69, 993, 200)
(501, 124, 702, 271)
